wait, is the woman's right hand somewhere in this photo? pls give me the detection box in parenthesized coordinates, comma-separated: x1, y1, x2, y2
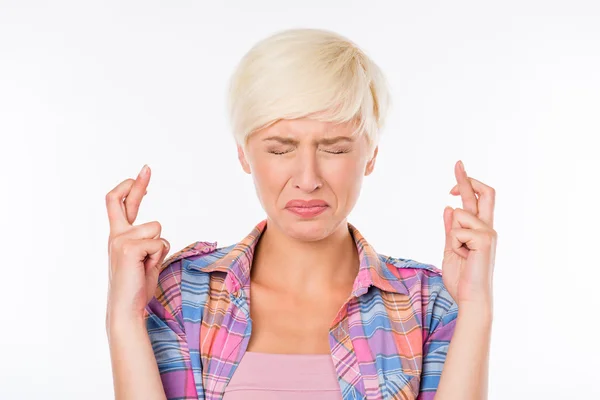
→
(105, 164, 170, 333)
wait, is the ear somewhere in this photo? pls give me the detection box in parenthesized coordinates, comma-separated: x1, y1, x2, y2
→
(364, 145, 378, 176)
(237, 144, 251, 174)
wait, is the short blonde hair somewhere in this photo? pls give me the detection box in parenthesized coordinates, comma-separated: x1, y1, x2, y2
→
(227, 28, 391, 152)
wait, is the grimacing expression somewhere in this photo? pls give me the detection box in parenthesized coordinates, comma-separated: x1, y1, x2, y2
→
(237, 117, 378, 242)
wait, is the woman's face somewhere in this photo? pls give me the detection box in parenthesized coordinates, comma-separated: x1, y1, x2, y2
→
(238, 117, 378, 241)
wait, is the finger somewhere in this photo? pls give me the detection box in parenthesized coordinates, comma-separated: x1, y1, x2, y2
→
(117, 221, 162, 241)
(117, 238, 167, 265)
(452, 208, 490, 231)
(443, 206, 453, 234)
(110, 237, 166, 281)
(449, 228, 470, 259)
(443, 206, 455, 253)
(449, 209, 469, 258)
(143, 239, 169, 272)
(145, 238, 170, 273)
(450, 228, 495, 254)
(144, 238, 170, 302)
(449, 208, 496, 259)
(108, 221, 162, 267)
(106, 178, 135, 234)
(449, 176, 495, 228)
(454, 161, 478, 216)
(160, 238, 170, 260)
(125, 165, 151, 224)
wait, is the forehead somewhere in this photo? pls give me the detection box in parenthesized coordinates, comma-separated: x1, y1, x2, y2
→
(259, 117, 357, 139)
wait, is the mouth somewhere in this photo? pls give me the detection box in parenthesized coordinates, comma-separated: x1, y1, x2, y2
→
(284, 200, 329, 218)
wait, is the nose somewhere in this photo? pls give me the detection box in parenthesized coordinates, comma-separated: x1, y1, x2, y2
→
(291, 149, 323, 193)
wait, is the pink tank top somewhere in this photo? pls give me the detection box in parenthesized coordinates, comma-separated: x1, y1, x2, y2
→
(222, 352, 343, 399)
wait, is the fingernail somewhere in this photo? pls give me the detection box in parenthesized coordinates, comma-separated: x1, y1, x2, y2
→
(138, 164, 148, 178)
(458, 160, 465, 172)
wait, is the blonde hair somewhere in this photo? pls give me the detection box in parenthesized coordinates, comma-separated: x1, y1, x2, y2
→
(227, 28, 391, 152)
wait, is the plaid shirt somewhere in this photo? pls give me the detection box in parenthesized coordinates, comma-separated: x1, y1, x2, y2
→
(144, 220, 458, 400)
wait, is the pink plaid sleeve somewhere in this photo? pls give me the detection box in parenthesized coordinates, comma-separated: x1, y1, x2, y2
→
(144, 259, 199, 399)
(416, 269, 459, 400)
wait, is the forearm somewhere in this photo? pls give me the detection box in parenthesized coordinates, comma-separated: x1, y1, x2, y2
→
(434, 305, 493, 400)
(108, 318, 167, 400)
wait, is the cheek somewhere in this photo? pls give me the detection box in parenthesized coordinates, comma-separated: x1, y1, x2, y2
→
(323, 157, 365, 196)
(250, 157, 287, 198)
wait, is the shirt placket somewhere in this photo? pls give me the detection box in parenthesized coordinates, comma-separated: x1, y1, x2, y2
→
(203, 290, 252, 400)
(329, 297, 369, 400)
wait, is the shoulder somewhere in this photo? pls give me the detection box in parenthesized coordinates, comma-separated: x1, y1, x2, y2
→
(155, 238, 241, 285)
(156, 240, 219, 292)
(160, 240, 220, 271)
(380, 253, 445, 288)
(155, 239, 236, 286)
(147, 240, 224, 315)
(379, 253, 457, 326)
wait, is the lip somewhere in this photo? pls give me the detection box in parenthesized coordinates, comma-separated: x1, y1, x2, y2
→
(285, 199, 329, 218)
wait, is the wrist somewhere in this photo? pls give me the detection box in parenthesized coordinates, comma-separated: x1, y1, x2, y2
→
(457, 301, 493, 324)
(106, 312, 147, 342)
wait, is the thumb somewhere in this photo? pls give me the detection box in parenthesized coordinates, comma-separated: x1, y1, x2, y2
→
(144, 239, 170, 302)
(443, 206, 454, 251)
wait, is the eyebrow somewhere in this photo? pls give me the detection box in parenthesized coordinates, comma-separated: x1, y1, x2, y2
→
(263, 135, 356, 145)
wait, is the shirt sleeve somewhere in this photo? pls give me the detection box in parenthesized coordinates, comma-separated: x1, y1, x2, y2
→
(144, 260, 199, 400)
(416, 271, 459, 400)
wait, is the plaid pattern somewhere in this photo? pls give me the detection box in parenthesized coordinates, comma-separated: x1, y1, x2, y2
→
(144, 220, 458, 400)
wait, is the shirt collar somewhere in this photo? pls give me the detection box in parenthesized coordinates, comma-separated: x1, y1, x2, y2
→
(188, 219, 409, 297)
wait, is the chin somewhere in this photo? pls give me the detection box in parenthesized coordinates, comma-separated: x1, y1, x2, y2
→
(275, 213, 344, 242)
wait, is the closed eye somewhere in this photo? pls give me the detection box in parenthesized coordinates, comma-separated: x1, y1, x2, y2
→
(321, 148, 350, 154)
(268, 149, 292, 155)
(268, 148, 350, 155)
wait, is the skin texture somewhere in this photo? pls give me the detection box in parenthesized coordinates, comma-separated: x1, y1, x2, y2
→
(237, 117, 376, 242)
(105, 118, 497, 399)
(236, 118, 377, 353)
(105, 165, 170, 400)
(434, 161, 497, 400)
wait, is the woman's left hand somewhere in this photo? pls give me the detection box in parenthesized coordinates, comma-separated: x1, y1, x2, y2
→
(442, 160, 497, 313)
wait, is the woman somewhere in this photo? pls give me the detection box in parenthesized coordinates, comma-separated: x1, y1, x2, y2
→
(106, 28, 496, 400)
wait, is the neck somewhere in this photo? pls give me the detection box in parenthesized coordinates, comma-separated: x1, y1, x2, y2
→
(251, 218, 359, 295)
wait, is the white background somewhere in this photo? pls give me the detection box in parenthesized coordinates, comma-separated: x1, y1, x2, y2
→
(1, 1, 599, 398)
